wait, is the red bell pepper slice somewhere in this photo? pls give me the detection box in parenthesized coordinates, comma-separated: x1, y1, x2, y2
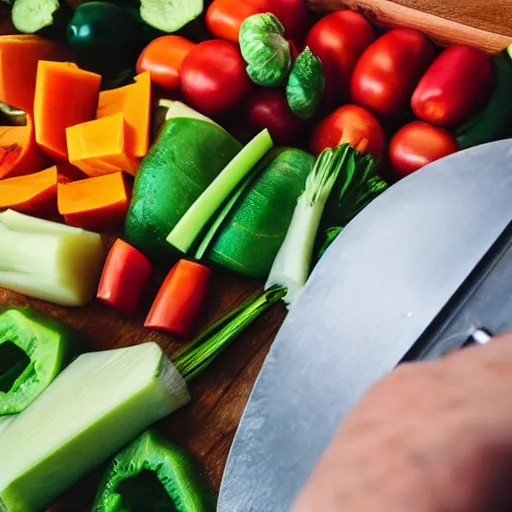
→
(145, 259, 212, 339)
(97, 239, 152, 315)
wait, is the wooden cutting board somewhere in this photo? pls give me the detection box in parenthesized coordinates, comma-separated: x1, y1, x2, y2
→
(308, 0, 512, 53)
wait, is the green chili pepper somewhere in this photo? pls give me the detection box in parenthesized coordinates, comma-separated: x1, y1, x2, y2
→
(92, 429, 216, 512)
(0, 308, 87, 415)
(239, 13, 292, 87)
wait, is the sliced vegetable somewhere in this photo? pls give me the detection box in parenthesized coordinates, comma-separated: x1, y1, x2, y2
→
(66, 113, 141, 176)
(305, 11, 375, 102)
(411, 45, 494, 127)
(206, 0, 263, 43)
(0, 308, 86, 415)
(0, 165, 57, 213)
(0, 103, 25, 126)
(310, 104, 385, 160)
(286, 47, 324, 119)
(167, 129, 273, 254)
(205, 148, 314, 278)
(181, 39, 253, 117)
(11, 0, 71, 37)
(239, 13, 291, 87)
(0, 35, 69, 113)
(350, 28, 434, 118)
(96, 239, 152, 315)
(159, 99, 222, 129)
(136, 35, 196, 91)
(67, 157, 122, 178)
(457, 44, 512, 149)
(145, 259, 212, 338)
(96, 72, 151, 158)
(389, 121, 460, 178)
(246, 88, 308, 146)
(0, 342, 191, 512)
(34, 61, 101, 160)
(0, 116, 48, 180)
(140, 0, 203, 33)
(125, 117, 242, 260)
(67, 1, 144, 87)
(0, 416, 14, 436)
(0, 209, 105, 306)
(92, 429, 215, 511)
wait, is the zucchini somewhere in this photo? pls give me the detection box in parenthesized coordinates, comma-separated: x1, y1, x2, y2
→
(11, 0, 71, 38)
(140, 0, 203, 33)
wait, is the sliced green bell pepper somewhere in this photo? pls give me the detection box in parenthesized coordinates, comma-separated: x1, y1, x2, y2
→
(93, 429, 216, 512)
(0, 308, 86, 415)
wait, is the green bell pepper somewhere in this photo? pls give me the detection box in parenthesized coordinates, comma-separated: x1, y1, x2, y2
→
(0, 308, 87, 415)
(93, 429, 216, 512)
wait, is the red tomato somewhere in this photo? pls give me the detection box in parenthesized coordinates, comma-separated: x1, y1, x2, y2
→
(310, 104, 385, 159)
(305, 11, 375, 103)
(136, 36, 196, 91)
(181, 40, 253, 117)
(206, 0, 263, 43)
(411, 45, 493, 127)
(351, 29, 434, 118)
(247, 89, 307, 146)
(389, 121, 459, 178)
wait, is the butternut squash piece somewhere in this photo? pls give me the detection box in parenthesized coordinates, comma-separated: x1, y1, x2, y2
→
(55, 161, 87, 183)
(34, 61, 101, 160)
(0, 115, 48, 180)
(66, 113, 140, 176)
(0, 35, 69, 113)
(96, 72, 151, 158)
(69, 158, 123, 178)
(57, 172, 130, 230)
(0, 166, 57, 213)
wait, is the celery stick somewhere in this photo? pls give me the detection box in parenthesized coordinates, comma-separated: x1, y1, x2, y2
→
(0, 343, 191, 512)
(167, 129, 273, 254)
(0, 416, 14, 436)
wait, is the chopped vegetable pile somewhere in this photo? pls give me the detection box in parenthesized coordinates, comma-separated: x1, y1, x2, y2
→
(0, 0, 511, 509)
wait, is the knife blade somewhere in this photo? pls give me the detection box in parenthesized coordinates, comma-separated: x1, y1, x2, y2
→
(218, 138, 512, 512)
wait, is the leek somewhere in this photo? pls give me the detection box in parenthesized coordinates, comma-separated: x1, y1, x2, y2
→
(167, 129, 273, 254)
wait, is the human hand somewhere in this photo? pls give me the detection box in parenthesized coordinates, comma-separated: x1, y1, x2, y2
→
(294, 331, 512, 512)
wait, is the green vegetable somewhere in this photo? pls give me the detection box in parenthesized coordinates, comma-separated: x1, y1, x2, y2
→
(124, 117, 242, 262)
(11, 0, 71, 37)
(140, 0, 203, 33)
(239, 13, 292, 87)
(0, 308, 86, 416)
(0, 342, 192, 512)
(286, 47, 325, 119)
(67, 2, 144, 87)
(456, 44, 512, 149)
(92, 429, 215, 512)
(203, 148, 315, 278)
(167, 129, 273, 254)
(0, 416, 13, 436)
(0, 210, 105, 307)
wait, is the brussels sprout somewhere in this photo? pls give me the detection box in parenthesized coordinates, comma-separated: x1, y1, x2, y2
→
(239, 13, 291, 87)
(286, 47, 325, 119)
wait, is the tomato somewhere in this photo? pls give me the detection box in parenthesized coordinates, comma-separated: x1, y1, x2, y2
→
(305, 11, 375, 103)
(206, 0, 263, 43)
(246, 89, 307, 146)
(310, 104, 385, 159)
(136, 35, 196, 91)
(351, 29, 434, 118)
(389, 121, 459, 178)
(180, 40, 253, 117)
(411, 45, 493, 127)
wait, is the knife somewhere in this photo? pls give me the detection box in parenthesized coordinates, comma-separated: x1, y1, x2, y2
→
(218, 138, 512, 512)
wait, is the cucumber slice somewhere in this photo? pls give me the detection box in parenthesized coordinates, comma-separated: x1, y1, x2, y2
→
(11, 0, 71, 36)
(140, 0, 203, 33)
(0, 342, 191, 512)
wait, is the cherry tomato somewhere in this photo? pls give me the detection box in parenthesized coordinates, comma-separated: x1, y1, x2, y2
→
(247, 89, 307, 146)
(351, 29, 434, 118)
(136, 35, 196, 91)
(389, 121, 459, 178)
(412, 45, 493, 127)
(206, 0, 263, 43)
(310, 104, 385, 160)
(181, 40, 253, 117)
(305, 11, 375, 103)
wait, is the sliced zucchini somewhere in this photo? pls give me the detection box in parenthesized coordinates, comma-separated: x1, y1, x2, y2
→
(140, 0, 203, 33)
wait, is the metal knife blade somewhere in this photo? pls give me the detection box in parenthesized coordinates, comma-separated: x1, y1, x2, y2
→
(218, 139, 512, 512)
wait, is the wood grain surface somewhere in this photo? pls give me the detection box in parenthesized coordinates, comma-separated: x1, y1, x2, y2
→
(308, 0, 512, 53)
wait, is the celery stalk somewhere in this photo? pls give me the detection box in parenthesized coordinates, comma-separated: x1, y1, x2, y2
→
(167, 129, 273, 254)
(0, 416, 14, 436)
